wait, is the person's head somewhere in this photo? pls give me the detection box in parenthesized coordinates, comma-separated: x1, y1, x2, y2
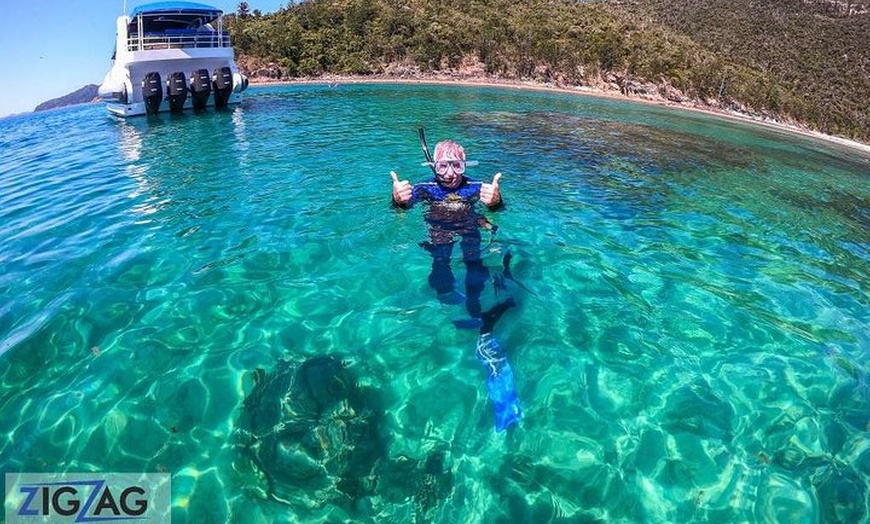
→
(433, 140, 466, 189)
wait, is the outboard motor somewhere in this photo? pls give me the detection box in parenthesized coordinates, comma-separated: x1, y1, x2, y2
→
(166, 72, 188, 113)
(232, 72, 249, 94)
(189, 68, 211, 111)
(212, 66, 233, 109)
(142, 72, 163, 115)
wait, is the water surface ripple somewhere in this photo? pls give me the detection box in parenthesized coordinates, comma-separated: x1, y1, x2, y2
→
(1, 84, 868, 523)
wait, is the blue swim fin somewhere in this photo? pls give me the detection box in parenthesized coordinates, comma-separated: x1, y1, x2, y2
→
(486, 362, 522, 431)
(477, 333, 521, 431)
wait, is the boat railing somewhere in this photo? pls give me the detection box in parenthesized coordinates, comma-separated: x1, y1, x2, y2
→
(127, 31, 231, 51)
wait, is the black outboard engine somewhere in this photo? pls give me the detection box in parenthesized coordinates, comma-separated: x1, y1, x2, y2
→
(166, 72, 188, 113)
(142, 72, 163, 115)
(212, 66, 233, 109)
(189, 68, 211, 111)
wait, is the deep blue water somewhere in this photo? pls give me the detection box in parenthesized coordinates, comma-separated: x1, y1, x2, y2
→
(1, 83, 868, 523)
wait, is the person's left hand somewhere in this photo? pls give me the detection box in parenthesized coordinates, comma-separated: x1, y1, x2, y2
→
(480, 172, 502, 207)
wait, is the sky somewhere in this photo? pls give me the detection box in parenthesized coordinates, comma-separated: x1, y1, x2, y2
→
(0, 1, 287, 118)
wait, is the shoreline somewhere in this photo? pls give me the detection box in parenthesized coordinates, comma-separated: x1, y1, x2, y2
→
(248, 74, 870, 155)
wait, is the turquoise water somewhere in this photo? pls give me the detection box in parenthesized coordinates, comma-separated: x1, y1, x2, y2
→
(1, 83, 868, 523)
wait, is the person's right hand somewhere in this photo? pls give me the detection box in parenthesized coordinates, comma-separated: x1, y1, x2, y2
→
(391, 171, 412, 205)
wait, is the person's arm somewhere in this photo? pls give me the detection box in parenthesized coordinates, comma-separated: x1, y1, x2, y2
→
(390, 171, 413, 208)
(480, 172, 502, 209)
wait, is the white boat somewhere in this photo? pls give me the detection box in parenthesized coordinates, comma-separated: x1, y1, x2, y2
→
(98, 1, 249, 117)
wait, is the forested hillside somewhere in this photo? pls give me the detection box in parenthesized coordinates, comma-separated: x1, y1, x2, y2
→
(616, 0, 869, 143)
(228, 0, 869, 142)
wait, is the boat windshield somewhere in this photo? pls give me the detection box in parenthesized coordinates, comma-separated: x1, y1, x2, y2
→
(128, 11, 220, 34)
(125, 3, 229, 51)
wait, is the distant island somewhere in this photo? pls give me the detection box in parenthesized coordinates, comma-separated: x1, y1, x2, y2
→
(34, 84, 99, 112)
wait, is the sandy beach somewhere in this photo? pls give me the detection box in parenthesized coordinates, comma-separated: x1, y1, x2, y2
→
(248, 74, 870, 155)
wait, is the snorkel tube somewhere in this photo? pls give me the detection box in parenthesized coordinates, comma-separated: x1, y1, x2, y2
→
(419, 126, 436, 174)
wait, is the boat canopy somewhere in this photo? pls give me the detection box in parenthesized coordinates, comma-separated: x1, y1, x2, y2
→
(129, 1, 223, 18)
(128, 1, 224, 34)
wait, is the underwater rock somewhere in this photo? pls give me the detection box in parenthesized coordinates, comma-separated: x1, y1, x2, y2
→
(813, 467, 867, 524)
(236, 355, 457, 519)
(415, 451, 454, 521)
(236, 355, 386, 506)
(661, 382, 735, 441)
(376, 449, 455, 523)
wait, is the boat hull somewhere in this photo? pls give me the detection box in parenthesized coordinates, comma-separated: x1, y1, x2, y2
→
(104, 91, 243, 117)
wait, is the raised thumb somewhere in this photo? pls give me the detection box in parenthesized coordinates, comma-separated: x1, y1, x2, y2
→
(390, 171, 400, 183)
(492, 172, 502, 186)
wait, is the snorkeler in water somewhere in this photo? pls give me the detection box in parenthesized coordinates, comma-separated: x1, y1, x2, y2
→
(390, 137, 503, 320)
(390, 130, 522, 431)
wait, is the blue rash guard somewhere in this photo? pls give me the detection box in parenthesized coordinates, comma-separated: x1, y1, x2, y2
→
(409, 176, 483, 204)
(401, 176, 483, 230)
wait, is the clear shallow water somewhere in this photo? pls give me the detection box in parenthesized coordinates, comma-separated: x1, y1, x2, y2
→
(1, 84, 868, 523)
